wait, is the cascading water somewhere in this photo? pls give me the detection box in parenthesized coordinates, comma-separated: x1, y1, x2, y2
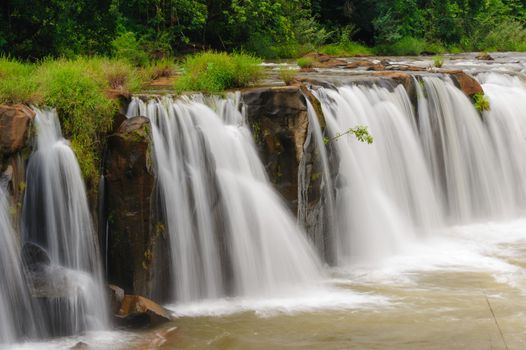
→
(0, 184, 41, 344)
(311, 84, 444, 265)
(22, 108, 108, 336)
(416, 76, 516, 221)
(127, 95, 322, 303)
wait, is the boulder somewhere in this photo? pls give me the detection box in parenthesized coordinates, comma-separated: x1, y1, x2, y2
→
(447, 71, 484, 97)
(302, 53, 348, 69)
(116, 295, 175, 328)
(70, 342, 89, 349)
(0, 104, 34, 156)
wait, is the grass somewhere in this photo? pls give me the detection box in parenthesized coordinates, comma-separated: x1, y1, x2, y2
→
(433, 55, 444, 68)
(0, 56, 155, 185)
(297, 57, 314, 69)
(175, 51, 263, 93)
(279, 69, 299, 85)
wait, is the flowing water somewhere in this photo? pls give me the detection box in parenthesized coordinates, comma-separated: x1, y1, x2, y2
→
(21, 108, 108, 337)
(127, 96, 322, 302)
(6, 54, 526, 349)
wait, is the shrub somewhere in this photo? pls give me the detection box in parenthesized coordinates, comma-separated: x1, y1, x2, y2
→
(297, 57, 314, 69)
(111, 31, 149, 66)
(175, 52, 263, 93)
(0, 57, 38, 104)
(279, 69, 298, 85)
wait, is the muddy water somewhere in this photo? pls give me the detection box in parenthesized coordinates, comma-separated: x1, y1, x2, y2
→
(124, 219, 526, 350)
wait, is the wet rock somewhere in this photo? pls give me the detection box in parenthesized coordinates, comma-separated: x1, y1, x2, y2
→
(70, 342, 89, 349)
(476, 52, 494, 61)
(447, 70, 484, 97)
(116, 295, 175, 328)
(242, 86, 309, 211)
(347, 60, 385, 71)
(109, 284, 125, 314)
(105, 116, 169, 298)
(0, 104, 34, 156)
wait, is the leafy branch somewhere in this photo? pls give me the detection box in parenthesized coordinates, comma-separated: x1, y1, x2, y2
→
(323, 125, 374, 145)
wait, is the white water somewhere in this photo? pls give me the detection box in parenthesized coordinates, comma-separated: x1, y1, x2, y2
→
(313, 84, 443, 265)
(128, 96, 322, 303)
(22, 109, 108, 336)
(0, 185, 41, 344)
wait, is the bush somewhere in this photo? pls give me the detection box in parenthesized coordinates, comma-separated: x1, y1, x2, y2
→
(297, 57, 314, 69)
(279, 69, 298, 85)
(175, 52, 263, 93)
(320, 42, 372, 56)
(112, 31, 149, 66)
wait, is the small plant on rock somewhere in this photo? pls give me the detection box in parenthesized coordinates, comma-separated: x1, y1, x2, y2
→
(433, 55, 444, 68)
(297, 57, 314, 69)
(279, 69, 298, 85)
(473, 93, 490, 112)
(323, 125, 374, 145)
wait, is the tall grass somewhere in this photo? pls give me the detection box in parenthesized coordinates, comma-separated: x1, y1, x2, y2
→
(175, 52, 263, 93)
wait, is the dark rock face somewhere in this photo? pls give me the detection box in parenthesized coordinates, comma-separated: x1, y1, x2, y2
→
(105, 116, 170, 299)
(0, 104, 34, 157)
(242, 87, 309, 212)
(21, 242, 51, 273)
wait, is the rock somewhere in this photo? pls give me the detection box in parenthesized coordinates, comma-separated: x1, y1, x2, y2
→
(116, 295, 174, 328)
(109, 284, 125, 314)
(105, 116, 170, 300)
(476, 52, 494, 61)
(0, 104, 34, 156)
(242, 87, 309, 211)
(302, 53, 348, 69)
(70, 342, 89, 349)
(346, 60, 385, 71)
(21, 242, 51, 272)
(447, 70, 484, 97)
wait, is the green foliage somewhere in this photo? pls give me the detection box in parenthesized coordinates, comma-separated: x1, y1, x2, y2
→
(112, 32, 149, 66)
(433, 55, 444, 68)
(323, 125, 374, 145)
(473, 93, 490, 112)
(34, 59, 118, 182)
(320, 42, 372, 56)
(0, 57, 37, 104)
(279, 69, 299, 85)
(297, 57, 314, 68)
(175, 52, 262, 93)
(376, 37, 446, 56)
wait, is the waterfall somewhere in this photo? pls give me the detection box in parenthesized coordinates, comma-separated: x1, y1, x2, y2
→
(127, 96, 322, 303)
(0, 184, 41, 344)
(416, 76, 515, 221)
(312, 84, 444, 265)
(22, 108, 108, 336)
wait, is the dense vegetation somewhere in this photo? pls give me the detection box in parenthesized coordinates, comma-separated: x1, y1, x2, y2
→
(2, 0, 526, 60)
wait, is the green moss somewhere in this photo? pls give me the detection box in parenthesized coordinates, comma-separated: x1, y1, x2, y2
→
(175, 51, 263, 93)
